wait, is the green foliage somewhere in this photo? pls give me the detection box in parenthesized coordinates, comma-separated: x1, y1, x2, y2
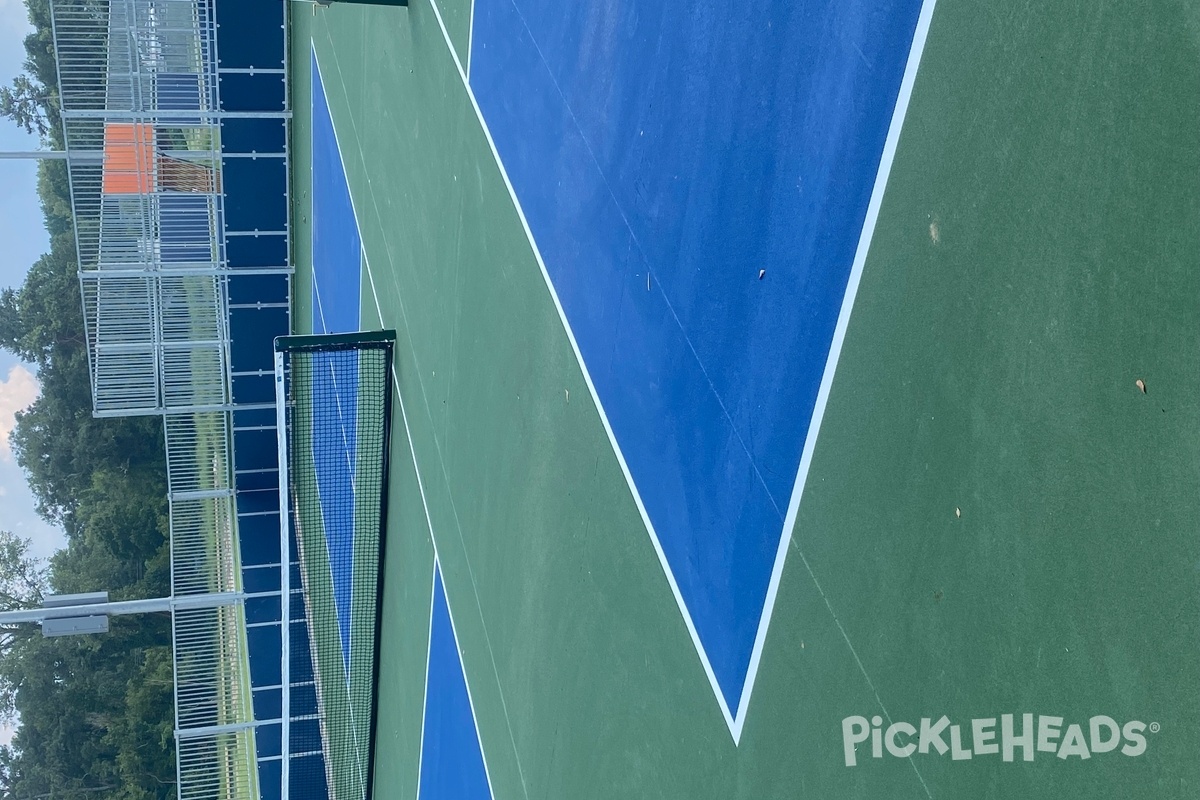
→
(0, 2, 177, 797)
(0, 616, 173, 800)
(38, 160, 73, 236)
(0, 238, 83, 366)
(0, 532, 48, 722)
(8, 345, 165, 531)
(0, 75, 51, 139)
(109, 649, 175, 800)
(0, 531, 46, 615)
(0, 0, 61, 144)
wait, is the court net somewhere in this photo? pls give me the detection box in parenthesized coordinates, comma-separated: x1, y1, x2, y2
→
(274, 331, 395, 800)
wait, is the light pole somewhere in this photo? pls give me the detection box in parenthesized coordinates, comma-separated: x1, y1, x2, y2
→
(0, 151, 69, 159)
(0, 590, 243, 638)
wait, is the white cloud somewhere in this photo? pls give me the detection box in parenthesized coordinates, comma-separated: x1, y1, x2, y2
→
(0, 364, 38, 460)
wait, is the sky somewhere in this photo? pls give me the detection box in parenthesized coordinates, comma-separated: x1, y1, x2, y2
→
(0, 0, 68, 565)
(0, 0, 66, 750)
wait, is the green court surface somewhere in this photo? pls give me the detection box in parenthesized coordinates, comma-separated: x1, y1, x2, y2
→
(288, 2, 1200, 798)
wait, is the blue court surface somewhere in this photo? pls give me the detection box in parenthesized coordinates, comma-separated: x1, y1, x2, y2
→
(299, 0, 1200, 796)
(308, 350, 359, 669)
(469, 0, 927, 718)
(310, 47, 367, 670)
(417, 563, 494, 800)
(312, 47, 363, 337)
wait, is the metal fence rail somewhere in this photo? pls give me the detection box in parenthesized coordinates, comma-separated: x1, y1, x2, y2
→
(48, 2, 281, 798)
(80, 272, 232, 414)
(49, 1, 297, 800)
(54, 0, 230, 417)
(165, 411, 230, 494)
(176, 724, 258, 800)
(169, 492, 237, 596)
(166, 409, 257, 799)
(63, 117, 224, 278)
(53, 0, 219, 114)
(172, 605, 252, 729)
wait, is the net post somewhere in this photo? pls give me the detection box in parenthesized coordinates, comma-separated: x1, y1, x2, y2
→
(364, 336, 395, 800)
(274, 346, 291, 800)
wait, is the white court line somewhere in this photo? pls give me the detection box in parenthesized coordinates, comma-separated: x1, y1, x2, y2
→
(736, 0, 940, 748)
(435, 559, 498, 799)
(313, 41, 498, 799)
(366, 253, 451, 797)
(313, 43, 438, 796)
(425, 0, 737, 735)
(413, 563, 437, 797)
(331, 10, 935, 786)
(428, 0, 940, 748)
(312, 267, 329, 334)
(365, 236, 528, 800)
(466, 0, 476, 78)
(310, 45, 368, 797)
(310, 45, 328, 338)
(318, 18, 532, 793)
(372, 256, 497, 800)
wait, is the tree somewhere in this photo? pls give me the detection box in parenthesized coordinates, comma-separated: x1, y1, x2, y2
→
(78, 471, 169, 566)
(108, 648, 175, 800)
(0, 535, 173, 800)
(37, 163, 73, 237)
(0, 531, 45, 617)
(0, 2, 177, 795)
(0, 531, 46, 724)
(0, 75, 51, 139)
(0, 243, 84, 367)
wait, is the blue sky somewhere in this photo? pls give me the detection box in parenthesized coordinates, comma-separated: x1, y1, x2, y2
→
(0, 0, 67, 561)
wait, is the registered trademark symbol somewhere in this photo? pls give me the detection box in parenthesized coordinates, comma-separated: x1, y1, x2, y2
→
(1149, 722, 1161, 734)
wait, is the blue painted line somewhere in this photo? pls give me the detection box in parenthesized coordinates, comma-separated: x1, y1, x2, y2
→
(310, 49, 363, 674)
(418, 564, 493, 800)
(469, 0, 925, 712)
